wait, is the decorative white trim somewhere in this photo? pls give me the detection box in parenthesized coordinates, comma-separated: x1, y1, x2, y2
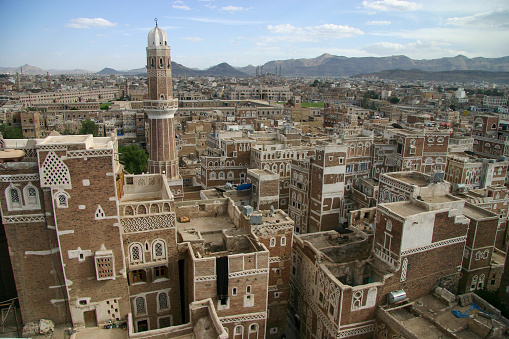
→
(337, 324, 375, 338)
(229, 268, 269, 278)
(67, 149, 113, 158)
(400, 236, 467, 256)
(219, 312, 266, 324)
(269, 257, 281, 263)
(2, 214, 45, 224)
(0, 174, 39, 182)
(121, 213, 176, 233)
(194, 275, 216, 282)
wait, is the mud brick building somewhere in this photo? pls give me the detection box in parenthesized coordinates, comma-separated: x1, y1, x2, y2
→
(289, 171, 472, 338)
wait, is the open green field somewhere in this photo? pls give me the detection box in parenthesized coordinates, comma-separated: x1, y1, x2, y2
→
(100, 103, 112, 110)
(301, 102, 324, 108)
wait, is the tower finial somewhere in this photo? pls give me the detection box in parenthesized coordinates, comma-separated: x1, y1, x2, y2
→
(154, 18, 158, 27)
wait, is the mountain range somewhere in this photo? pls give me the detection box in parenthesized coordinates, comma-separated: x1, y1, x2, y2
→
(2, 55, 509, 78)
(354, 69, 509, 84)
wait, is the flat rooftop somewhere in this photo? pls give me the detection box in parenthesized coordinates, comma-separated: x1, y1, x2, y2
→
(383, 201, 427, 217)
(463, 204, 497, 220)
(384, 293, 505, 339)
(299, 231, 365, 251)
(177, 215, 236, 234)
(177, 215, 255, 257)
(387, 172, 431, 187)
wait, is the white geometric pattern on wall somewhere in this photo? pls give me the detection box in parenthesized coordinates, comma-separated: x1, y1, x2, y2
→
(40, 151, 71, 189)
(121, 213, 175, 233)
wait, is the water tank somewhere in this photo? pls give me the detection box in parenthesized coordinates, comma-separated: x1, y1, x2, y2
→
(250, 213, 263, 225)
(387, 290, 407, 304)
(242, 205, 253, 216)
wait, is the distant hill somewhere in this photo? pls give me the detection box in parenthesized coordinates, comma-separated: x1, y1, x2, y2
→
(96, 67, 122, 75)
(0, 64, 48, 75)
(3, 54, 509, 78)
(353, 69, 509, 84)
(250, 54, 509, 77)
(203, 63, 248, 77)
(94, 62, 248, 77)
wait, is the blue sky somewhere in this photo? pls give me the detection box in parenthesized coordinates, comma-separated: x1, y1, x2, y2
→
(1, 0, 508, 71)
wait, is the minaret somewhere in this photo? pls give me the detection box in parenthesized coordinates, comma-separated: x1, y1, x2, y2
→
(144, 19, 183, 198)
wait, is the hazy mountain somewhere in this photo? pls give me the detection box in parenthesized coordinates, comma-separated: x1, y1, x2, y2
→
(354, 69, 509, 84)
(203, 63, 248, 77)
(47, 69, 91, 75)
(258, 54, 509, 77)
(3, 55, 509, 78)
(0, 64, 48, 75)
(93, 62, 247, 77)
(96, 67, 123, 75)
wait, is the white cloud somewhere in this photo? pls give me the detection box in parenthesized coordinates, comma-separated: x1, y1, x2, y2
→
(173, 4, 191, 10)
(66, 18, 117, 29)
(205, 3, 216, 9)
(446, 9, 509, 29)
(366, 20, 391, 25)
(171, 16, 261, 25)
(220, 6, 250, 13)
(96, 33, 106, 37)
(361, 40, 469, 59)
(362, 0, 421, 12)
(180, 37, 203, 42)
(264, 24, 364, 42)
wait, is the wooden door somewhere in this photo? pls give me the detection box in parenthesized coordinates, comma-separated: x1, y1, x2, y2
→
(84, 310, 97, 327)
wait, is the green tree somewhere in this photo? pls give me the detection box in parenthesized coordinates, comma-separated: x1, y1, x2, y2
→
(0, 124, 23, 139)
(389, 97, 400, 104)
(119, 144, 148, 174)
(78, 119, 99, 136)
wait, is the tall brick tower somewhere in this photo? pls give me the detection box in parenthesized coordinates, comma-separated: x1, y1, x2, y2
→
(144, 20, 183, 199)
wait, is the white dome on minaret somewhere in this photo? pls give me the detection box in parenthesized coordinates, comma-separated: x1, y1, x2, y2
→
(147, 25, 168, 49)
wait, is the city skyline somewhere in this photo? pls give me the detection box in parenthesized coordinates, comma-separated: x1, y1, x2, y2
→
(1, 0, 509, 71)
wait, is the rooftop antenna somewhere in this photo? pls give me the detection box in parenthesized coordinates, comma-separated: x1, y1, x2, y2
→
(154, 18, 158, 27)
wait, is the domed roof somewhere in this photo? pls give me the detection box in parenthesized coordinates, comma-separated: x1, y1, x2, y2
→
(147, 26, 168, 48)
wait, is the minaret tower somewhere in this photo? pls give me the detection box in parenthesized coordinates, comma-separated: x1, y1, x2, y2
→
(144, 19, 183, 199)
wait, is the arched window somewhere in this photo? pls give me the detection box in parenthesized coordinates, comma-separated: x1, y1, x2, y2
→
(219, 172, 225, 179)
(478, 274, 485, 290)
(5, 185, 22, 210)
(233, 325, 243, 338)
(281, 236, 287, 246)
(152, 239, 166, 261)
(386, 220, 392, 232)
(227, 171, 234, 179)
(23, 184, 40, 208)
(159, 58, 164, 68)
(270, 237, 276, 247)
(130, 243, 144, 264)
(160, 94, 165, 100)
(210, 172, 216, 180)
(470, 275, 478, 291)
(135, 296, 146, 315)
(157, 292, 169, 311)
(55, 191, 70, 209)
(248, 323, 259, 334)
(137, 204, 147, 214)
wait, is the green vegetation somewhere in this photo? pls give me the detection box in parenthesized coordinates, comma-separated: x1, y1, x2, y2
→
(301, 102, 324, 108)
(27, 107, 36, 111)
(100, 103, 112, 110)
(389, 97, 400, 104)
(0, 124, 23, 139)
(78, 119, 99, 136)
(119, 144, 148, 174)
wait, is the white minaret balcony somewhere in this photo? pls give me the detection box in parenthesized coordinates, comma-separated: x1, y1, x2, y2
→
(144, 98, 178, 119)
